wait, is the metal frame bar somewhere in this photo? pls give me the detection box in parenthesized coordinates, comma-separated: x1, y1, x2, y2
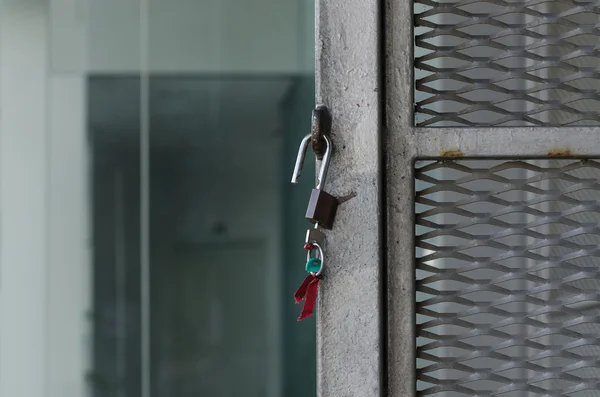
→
(412, 127, 600, 158)
(315, 0, 384, 396)
(386, 0, 417, 396)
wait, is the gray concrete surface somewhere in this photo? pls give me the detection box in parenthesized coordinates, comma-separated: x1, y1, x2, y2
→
(315, 0, 384, 396)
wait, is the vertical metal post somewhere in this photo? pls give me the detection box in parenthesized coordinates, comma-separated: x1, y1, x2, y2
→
(386, 0, 416, 395)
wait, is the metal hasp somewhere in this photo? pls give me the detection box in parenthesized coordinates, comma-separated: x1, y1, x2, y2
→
(311, 105, 331, 160)
(291, 107, 339, 230)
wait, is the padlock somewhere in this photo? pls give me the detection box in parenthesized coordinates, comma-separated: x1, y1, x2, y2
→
(305, 224, 325, 246)
(291, 133, 338, 229)
(305, 188, 337, 229)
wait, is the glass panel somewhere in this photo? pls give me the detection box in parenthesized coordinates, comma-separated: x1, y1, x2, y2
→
(146, 2, 316, 396)
(89, 77, 143, 396)
(0, 1, 315, 396)
(87, 4, 144, 396)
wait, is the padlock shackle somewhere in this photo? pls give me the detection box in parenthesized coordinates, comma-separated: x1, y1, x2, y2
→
(291, 133, 332, 190)
(306, 242, 325, 277)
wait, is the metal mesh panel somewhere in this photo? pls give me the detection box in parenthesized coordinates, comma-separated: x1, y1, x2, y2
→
(415, 159, 600, 397)
(413, 0, 600, 127)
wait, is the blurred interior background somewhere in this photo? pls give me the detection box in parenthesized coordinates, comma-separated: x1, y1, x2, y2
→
(0, 1, 317, 396)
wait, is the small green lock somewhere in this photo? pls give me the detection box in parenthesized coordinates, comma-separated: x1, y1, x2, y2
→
(305, 257, 322, 274)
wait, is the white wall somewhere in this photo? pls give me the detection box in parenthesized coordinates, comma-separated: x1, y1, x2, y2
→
(0, 1, 91, 397)
(0, 1, 50, 395)
(46, 75, 91, 397)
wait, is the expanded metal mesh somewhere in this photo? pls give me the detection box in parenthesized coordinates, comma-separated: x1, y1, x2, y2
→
(415, 159, 600, 397)
(413, 0, 600, 127)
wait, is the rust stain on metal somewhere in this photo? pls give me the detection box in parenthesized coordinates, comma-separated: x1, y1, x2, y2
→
(547, 148, 574, 157)
(441, 149, 464, 158)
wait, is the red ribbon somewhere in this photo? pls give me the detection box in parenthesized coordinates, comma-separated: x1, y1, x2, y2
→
(294, 274, 321, 321)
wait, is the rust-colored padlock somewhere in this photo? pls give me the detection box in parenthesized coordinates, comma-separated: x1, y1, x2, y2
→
(291, 133, 338, 229)
(305, 188, 337, 229)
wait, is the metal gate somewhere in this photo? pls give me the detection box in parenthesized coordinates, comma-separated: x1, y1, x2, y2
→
(315, 0, 600, 396)
(415, 159, 600, 397)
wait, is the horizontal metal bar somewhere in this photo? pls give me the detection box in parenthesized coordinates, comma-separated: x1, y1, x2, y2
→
(412, 127, 600, 158)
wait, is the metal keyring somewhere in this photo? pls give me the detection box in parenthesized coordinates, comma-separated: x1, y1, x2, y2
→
(306, 242, 325, 277)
